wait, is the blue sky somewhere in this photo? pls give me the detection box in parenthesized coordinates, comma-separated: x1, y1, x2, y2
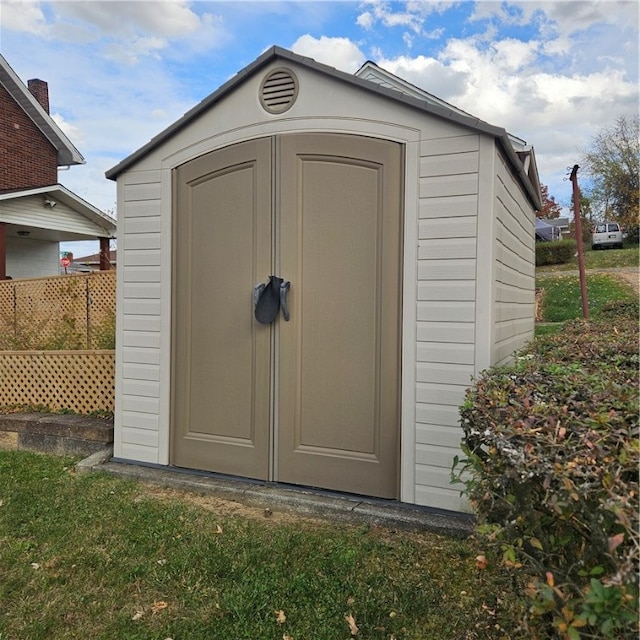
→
(1, 1, 638, 257)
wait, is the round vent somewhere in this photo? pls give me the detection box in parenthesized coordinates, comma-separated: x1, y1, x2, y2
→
(259, 68, 298, 114)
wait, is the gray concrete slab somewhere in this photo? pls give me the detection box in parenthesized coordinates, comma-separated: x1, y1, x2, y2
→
(82, 456, 475, 538)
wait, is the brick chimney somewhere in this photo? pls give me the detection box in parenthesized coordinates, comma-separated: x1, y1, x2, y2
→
(27, 78, 49, 114)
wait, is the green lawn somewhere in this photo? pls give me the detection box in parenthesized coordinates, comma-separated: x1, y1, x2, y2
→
(536, 273, 638, 323)
(0, 451, 526, 640)
(536, 245, 639, 272)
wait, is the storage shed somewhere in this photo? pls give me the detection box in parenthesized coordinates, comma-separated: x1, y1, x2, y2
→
(106, 46, 542, 512)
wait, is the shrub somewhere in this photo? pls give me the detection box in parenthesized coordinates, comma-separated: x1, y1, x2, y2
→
(453, 308, 639, 639)
(536, 240, 577, 266)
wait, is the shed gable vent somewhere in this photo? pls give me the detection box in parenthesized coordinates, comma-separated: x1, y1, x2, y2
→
(259, 68, 298, 114)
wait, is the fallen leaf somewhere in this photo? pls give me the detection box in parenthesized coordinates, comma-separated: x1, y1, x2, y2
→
(131, 610, 144, 621)
(345, 613, 359, 636)
(150, 601, 168, 614)
(546, 572, 555, 587)
(215, 525, 223, 534)
(283, 635, 294, 640)
(275, 609, 286, 624)
(475, 555, 488, 570)
(608, 533, 625, 552)
(157, 559, 167, 566)
(30, 562, 40, 570)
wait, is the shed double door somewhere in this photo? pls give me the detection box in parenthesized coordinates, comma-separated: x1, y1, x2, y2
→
(171, 134, 402, 498)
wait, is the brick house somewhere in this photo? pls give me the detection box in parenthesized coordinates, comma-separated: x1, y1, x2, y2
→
(0, 54, 115, 280)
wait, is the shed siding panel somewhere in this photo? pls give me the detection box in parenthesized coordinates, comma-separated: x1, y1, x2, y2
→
(416, 443, 462, 469)
(419, 194, 477, 219)
(116, 169, 164, 462)
(420, 135, 479, 156)
(123, 362, 161, 382)
(420, 151, 479, 177)
(418, 259, 476, 281)
(417, 362, 475, 386)
(119, 441, 158, 463)
(415, 485, 468, 512)
(419, 174, 478, 198)
(417, 301, 475, 322)
(417, 342, 474, 365)
(122, 315, 161, 332)
(122, 411, 159, 431)
(126, 217, 162, 234)
(416, 321, 475, 343)
(418, 237, 476, 260)
(493, 149, 535, 366)
(124, 249, 161, 267)
(122, 330, 160, 349)
(122, 299, 161, 316)
(419, 216, 476, 239)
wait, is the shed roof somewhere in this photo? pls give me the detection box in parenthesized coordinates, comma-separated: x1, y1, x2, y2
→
(106, 45, 541, 209)
(0, 54, 84, 167)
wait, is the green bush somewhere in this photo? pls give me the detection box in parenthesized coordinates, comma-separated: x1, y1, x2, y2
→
(536, 240, 577, 266)
(453, 307, 639, 639)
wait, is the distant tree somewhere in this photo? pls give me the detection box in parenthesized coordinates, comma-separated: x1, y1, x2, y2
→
(536, 183, 563, 219)
(581, 115, 640, 229)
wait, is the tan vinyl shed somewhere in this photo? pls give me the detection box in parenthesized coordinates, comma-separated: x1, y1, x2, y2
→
(106, 46, 542, 512)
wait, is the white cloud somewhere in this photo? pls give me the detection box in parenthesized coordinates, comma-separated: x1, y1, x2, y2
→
(4, 1, 229, 63)
(53, 1, 202, 38)
(291, 35, 366, 72)
(357, 11, 374, 29)
(356, 0, 453, 36)
(104, 36, 167, 65)
(2, 1, 48, 34)
(52, 112, 85, 146)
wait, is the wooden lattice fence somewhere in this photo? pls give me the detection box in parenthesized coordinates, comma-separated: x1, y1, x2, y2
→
(0, 271, 115, 350)
(0, 351, 115, 414)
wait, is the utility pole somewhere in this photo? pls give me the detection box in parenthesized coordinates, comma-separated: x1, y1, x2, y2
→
(569, 165, 589, 320)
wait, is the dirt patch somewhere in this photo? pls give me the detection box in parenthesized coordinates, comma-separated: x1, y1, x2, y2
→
(137, 484, 329, 528)
(612, 269, 640, 295)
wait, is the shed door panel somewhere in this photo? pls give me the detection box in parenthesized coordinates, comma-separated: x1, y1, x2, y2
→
(278, 134, 402, 498)
(171, 138, 272, 478)
(171, 133, 402, 499)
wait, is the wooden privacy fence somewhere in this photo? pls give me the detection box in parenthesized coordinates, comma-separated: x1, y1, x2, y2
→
(0, 351, 115, 414)
(0, 271, 115, 350)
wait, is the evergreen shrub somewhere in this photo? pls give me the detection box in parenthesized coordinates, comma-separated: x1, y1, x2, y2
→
(536, 240, 577, 266)
(454, 303, 639, 639)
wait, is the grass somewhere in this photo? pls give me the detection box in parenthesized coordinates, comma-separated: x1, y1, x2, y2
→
(0, 451, 527, 640)
(535, 245, 639, 272)
(536, 273, 638, 322)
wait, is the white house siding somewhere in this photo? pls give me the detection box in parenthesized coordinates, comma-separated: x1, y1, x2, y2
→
(114, 170, 164, 463)
(493, 148, 536, 365)
(0, 194, 108, 237)
(5, 236, 58, 279)
(415, 133, 479, 511)
(112, 58, 535, 512)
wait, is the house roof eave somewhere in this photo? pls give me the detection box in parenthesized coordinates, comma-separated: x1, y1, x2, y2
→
(0, 184, 116, 237)
(0, 55, 85, 167)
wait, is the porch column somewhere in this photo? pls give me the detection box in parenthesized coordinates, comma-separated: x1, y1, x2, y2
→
(0, 222, 6, 280)
(99, 237, 111, 271)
